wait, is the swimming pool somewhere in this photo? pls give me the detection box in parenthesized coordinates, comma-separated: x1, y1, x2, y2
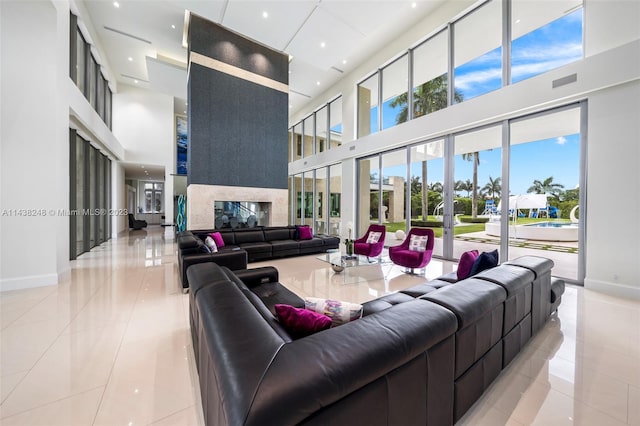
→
(485, 221, 578, 242)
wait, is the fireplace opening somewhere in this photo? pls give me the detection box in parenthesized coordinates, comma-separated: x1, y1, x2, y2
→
(214, 201, 271, 229)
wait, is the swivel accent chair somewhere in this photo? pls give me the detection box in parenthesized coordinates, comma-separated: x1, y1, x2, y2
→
(128, 213, 148, 230)
(389, 228, 434, 273)
(354, 224, 386, 259)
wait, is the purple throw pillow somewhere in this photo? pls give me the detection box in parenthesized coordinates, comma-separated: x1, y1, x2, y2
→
(297, 226, 313, 240)
(209, 232, 225, 248)
(275, 304, 331, 339)
(457, 250, 479, 280)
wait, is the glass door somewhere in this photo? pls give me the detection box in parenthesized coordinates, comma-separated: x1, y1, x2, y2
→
(509, 105, 582, 282)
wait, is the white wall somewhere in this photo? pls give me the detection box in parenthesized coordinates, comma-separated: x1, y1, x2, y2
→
(0, 0, 69, 290)
(112, 162, 127, 236)
(584, 81, 640, 298)
(288, 0, 640, 298)
(113, 84, 175, 235)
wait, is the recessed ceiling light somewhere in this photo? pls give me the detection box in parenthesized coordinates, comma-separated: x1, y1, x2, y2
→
(128, 57, 133, 61)
(171, 24, 176, 29)
(342, 59, 347, 65)
(411, 2, 417, 8)
(113, 1, 119, 8)
(262, 11, 268, 18)
(316, 81, 320, 86)
(515, 19, 521, 24)
(134, 79, 139, 84)
(320, 42, 326, 48)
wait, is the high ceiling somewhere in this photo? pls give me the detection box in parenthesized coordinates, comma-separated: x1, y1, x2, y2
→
(82, 0, 446, 115)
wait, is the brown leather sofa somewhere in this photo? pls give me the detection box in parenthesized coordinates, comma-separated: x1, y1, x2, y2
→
(188, 255, 564, 425)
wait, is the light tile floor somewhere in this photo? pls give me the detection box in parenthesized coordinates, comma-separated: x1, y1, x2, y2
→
(1, 226, 638, 425)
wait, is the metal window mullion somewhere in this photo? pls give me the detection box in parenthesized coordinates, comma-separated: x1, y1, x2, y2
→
(377, 70, 383, 133)
(69, 130, 77, 260)
(405, 147, 411, 231)
(443, 135, 454, 258)
(501, 120, 510, 258)
(578, 100, 588, 284)
(408, 49, 414, 121)
(503, 0, 511, 86)
(312, 113, 317, 155)
(447, 23, 455, 107)
(378, 155, 383, 224)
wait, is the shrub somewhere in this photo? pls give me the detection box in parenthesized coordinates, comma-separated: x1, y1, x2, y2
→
(410, 220, 444, 228)
(459, 216, 489, 223)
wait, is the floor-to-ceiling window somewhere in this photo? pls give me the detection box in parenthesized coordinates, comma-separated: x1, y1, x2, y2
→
(454, 0, 503, 103)
(302, 115, 314, 158)
(381, 150, 407, 234)
(357, 155, 380, 236)
(452, 125, 503, 259)
(511, 0, 583, 84)
(357, 73, 379, 138)
(328, 163, 341, 236)
(315, 106, 328, 154)
(315, 167, 327, 234)
(70, 129, 112, 260)
(412, 29, 449, 117)
(410, 139, 445, 257)
(381, 54, 409, 130)
(329, 97, 342, 149)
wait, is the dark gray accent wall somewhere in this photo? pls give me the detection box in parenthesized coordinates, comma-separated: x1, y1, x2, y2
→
(187, 15, 288, 189)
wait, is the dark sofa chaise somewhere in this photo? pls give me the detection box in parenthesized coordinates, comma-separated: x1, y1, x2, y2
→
(177, 226, 340, 292)
(188, 255, 564, 425)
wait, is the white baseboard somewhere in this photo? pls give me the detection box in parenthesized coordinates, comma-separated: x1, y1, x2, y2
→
(0, 273, 58, 292)
(584, 278, 640, 300)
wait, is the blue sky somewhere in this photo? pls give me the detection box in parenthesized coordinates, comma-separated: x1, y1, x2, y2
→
(372, 8, 583, 197)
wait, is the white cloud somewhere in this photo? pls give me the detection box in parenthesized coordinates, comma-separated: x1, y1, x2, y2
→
(556, 136, 567, 145)
(455, 67, 502, 91)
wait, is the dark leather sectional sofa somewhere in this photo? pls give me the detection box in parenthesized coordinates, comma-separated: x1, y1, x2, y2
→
(188, 255, 565, 425)
(177, 226, 340, 292)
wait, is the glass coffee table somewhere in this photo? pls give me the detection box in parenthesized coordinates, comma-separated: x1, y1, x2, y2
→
(316, 251, 392, 283)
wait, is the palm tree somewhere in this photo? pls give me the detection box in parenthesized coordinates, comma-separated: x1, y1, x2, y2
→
(527, 176, 565, 200)
(390, 75, 463, 221)
(462, 179, 473, 198)
(482, 176, 502, 199)
(454, 180, 465, 197)
(429, 182, 443, 193)
(462, 152, 480, 218)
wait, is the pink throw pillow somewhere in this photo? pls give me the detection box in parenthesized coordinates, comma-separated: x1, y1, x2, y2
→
(298, 226, 313, 240)
(209, 232, 225, 248)
(457, 250, 480, 280)
(275, 304, 332, 339)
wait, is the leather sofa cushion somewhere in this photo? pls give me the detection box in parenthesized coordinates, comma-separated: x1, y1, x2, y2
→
(362, 292, 415, 316)
(264, 228, 291, 241)
(252, 282, 305, 314)
(474, 265, 535, 297)
(401, 280, 452, 298)
(437, 271, 459, 283)
(234, 229, 266, 244)
(421, 278, 506, 328)
(270, 240, 299, 251)
(238, 242, 272, 253)
(504, 256, 553, 278)
(299, 237, 324, 248)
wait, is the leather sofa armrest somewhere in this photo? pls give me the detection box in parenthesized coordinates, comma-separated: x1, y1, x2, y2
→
(181, 250, 248, 289)
(234, 267, 279, 288)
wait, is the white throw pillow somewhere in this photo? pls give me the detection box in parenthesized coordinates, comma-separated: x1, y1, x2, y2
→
(366, 231, 382, 244)
(408, 234, 428, 252)
(304, 297, 363, 326)
(204, 236, 218, 253)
